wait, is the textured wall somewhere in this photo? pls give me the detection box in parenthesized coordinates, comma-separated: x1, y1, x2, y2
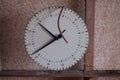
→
(0, 0, 84, 80)
(0, 0, 85, 71)
(94, 0, 120, 70)
(89, 0, 120, 79)
(1, 0, 120, 79)
(0, 77, 83, 80)
(90, 77, 120, 80)
(0, 0, 2, 71)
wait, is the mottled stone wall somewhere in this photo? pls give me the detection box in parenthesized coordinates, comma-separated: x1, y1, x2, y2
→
(94, 0, 120, 70)
(89, 0, 120, 79)
(0, 0, 85, 70)
(1, 0, 120, 80)
(0, 0, 3, 71)
(0, 0, 85, 80)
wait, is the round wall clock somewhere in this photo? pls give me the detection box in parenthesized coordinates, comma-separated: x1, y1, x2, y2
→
(24, 6, 89, 70)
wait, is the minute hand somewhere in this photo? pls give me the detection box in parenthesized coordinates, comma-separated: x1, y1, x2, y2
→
(31, 30, 66, 55)
(38, 23, 56, 38)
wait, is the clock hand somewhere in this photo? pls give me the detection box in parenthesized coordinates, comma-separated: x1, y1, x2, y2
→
(38, 23, 56, 38)
(57, 6, 68, 43)
(31, 30, 66, 55)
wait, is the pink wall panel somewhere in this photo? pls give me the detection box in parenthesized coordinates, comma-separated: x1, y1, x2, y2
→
(0, 0, 84, 80)
(0, 0, 85, 70)
(1, 0, 120, 79)
(94, 0, 120, 70)
(0, 0, 3, 71)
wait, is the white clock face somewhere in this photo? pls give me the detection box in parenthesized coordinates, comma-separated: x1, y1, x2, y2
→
(25, 7, 89, 70)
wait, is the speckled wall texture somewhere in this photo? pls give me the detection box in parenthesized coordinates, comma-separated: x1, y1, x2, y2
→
(94, 0, 120, 70)
(1, 0, 120, 80)
(0, 0, 2, 71)
(0, 0, 85, 80)
(0, 0, 85, 71)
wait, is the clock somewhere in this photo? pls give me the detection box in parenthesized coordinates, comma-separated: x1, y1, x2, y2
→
(24, 6, 89, 70)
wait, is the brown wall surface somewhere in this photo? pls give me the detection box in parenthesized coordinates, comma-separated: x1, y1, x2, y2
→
(0, 0, 3, 71)
(1, 0, 120, 80)
(0, 0, 85, 71)
(90, 77, 120, 80)
(0, 0, 85, 80)
(88, 0, 120, 79)
(94, 0, 120, 70)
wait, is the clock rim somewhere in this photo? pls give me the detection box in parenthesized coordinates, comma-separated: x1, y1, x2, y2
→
(24, 6, 89, 70)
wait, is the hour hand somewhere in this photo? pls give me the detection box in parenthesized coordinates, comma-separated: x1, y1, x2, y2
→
(38, 23, 56, 38)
